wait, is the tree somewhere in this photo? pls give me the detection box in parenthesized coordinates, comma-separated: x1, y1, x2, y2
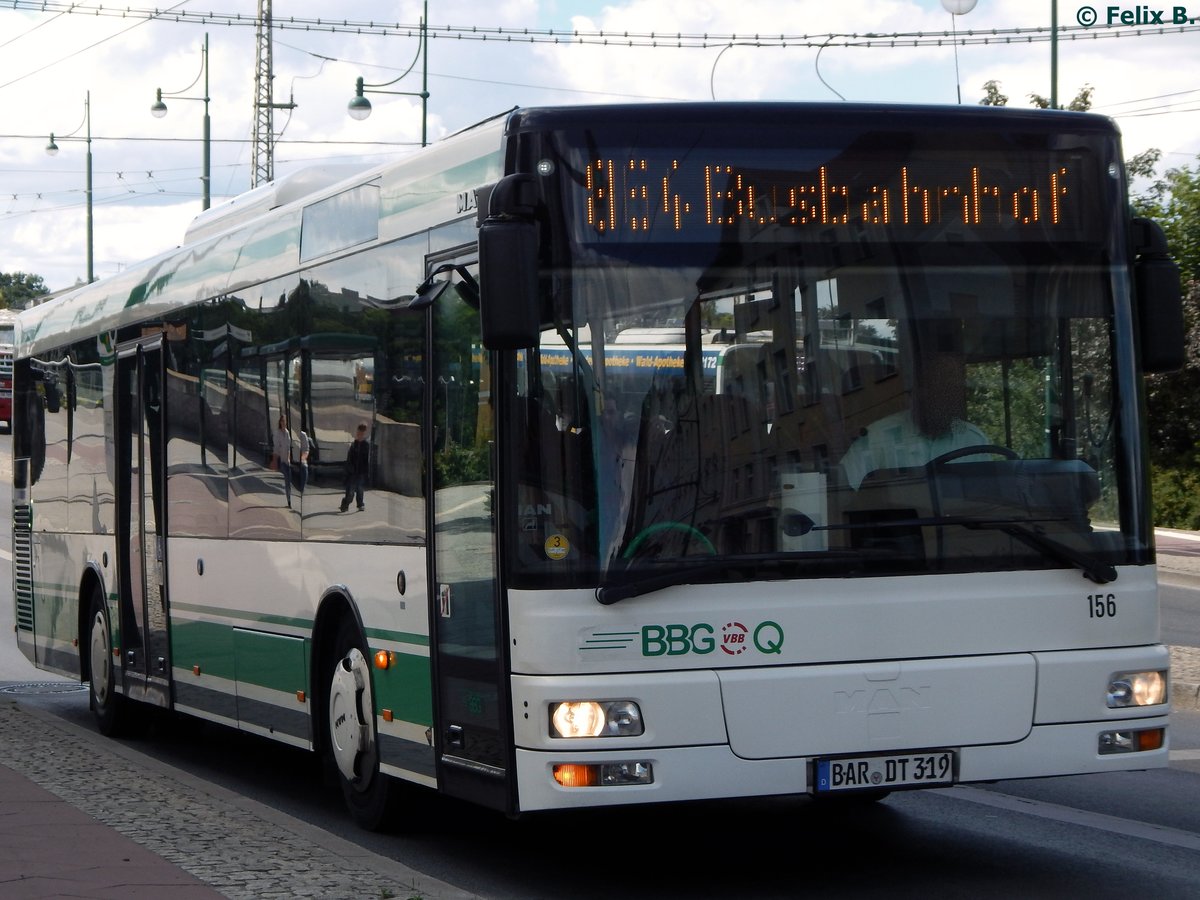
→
(977, 81, 1093, 112)
(979, 80, 1008, 107)
(1127, 148, 1163, 186)
(1148, 161, 1200, 284)
(1136, 157, 1200, 465)
(1028, 84, 1094, 111)
(0, 272, 50, 309)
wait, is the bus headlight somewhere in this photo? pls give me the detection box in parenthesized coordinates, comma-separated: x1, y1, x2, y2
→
(1106, 670, 1167, 707)
(549, 700, 643, 738)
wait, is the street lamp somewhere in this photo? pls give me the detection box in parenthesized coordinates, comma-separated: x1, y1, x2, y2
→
(46, 90, 93, 284)
(1050, 0, 1059, 108)
(151, 32, 211, 210)
(940, 0, 978, 105)
(347, 0, 429, 147)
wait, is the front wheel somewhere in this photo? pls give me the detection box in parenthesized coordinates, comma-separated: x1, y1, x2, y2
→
(326, 616, 396, 830)
(87, 585, 126, 736)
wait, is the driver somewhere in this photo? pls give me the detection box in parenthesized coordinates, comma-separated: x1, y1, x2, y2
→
(839, 334, 990, 490)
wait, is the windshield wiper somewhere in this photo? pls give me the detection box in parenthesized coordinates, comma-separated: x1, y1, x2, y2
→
(595, 517, 1116, 603)
(960, 519, 1117, 584)
(596, 561, 734, 605)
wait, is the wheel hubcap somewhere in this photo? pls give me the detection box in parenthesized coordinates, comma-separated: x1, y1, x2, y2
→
(89, 611, 111, 704)
(329, 647, 374, 784)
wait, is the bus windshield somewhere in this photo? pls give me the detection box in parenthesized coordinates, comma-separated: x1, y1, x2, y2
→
(504, 114, 1139, 594)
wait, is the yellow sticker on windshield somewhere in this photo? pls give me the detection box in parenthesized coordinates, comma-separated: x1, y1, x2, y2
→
(545, 534, 570, 560)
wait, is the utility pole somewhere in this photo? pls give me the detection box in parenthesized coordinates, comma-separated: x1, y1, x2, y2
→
(252, 0, 296, 186)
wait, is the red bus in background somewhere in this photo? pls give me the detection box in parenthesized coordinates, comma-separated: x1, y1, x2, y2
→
(0, 311, 15, 432)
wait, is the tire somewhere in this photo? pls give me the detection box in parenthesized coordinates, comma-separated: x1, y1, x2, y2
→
(87, 585, 126, 736)
(326, 616, 396, 830)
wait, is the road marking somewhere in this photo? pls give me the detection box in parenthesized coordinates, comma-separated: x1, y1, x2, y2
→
(0, 546, 10, 562)
(1170, 748, 1200, 761)
(947, 785, 1200, 851)
(1156, 528, 1200, 543)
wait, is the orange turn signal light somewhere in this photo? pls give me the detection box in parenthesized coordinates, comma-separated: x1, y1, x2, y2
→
(1138, 728, 1165, 751)
(553, 764, 600, 787)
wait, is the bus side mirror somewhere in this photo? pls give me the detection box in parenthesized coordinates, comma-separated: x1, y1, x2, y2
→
(478, 174, 540, 350)
(1132, 217, 1185, 374)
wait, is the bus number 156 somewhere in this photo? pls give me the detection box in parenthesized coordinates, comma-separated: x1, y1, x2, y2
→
(1088, 593, 1117, 618)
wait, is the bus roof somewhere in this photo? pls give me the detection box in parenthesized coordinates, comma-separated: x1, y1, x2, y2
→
(14, 113, 508, 360)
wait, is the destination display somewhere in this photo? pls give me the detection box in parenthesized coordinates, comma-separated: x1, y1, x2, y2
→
(565, 145, 1103, 244)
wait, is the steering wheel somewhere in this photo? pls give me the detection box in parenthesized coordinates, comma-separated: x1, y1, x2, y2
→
(623, 521, 717, 558)
(928, 444, 1020, 466)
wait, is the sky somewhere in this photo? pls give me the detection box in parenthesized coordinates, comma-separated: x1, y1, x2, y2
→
(1, 0, 1198, 293)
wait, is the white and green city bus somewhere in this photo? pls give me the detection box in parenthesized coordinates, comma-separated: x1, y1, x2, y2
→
(11, 102, 1185, 827)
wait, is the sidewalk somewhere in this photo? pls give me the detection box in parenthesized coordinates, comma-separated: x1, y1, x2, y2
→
(1154, 530, 1200, 710)
(0, 697, 481, 900)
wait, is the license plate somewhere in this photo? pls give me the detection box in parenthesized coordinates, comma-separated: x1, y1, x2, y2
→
(815, 750, 955, 793)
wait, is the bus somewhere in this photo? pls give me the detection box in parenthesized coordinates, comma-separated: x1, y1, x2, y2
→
(0, 308, 16, 431)
(11, 103, 1184, 828)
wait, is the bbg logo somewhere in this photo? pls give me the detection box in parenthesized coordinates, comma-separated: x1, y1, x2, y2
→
(641, 621, 785, 656)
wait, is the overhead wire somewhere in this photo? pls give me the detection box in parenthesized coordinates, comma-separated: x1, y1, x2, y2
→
(2, 0, 1199, 47)
(0, 1, 190, 91)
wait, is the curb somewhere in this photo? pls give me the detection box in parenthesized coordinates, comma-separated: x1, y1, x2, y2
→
(1175, 680, 1200, 712)
(1169, 644, 1200, 712)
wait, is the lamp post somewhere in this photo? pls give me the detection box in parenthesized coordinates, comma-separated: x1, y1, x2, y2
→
(1051, 0, 1059, 108)
(151, 32, 211, 210)
(347, 0, 428, 147)
(940, 0, 978, 105)
(46, 90, 93, 284)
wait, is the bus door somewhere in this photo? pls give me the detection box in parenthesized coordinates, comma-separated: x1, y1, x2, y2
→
(426, 253, 511, 811)
(115, 338, 170, 708)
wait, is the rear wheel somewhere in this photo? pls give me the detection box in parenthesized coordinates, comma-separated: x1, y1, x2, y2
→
(87, 585, 126, 736)
(326, 616, 396, 830)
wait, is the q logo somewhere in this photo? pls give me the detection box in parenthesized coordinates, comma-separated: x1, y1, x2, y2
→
(753, 621, 785, 655)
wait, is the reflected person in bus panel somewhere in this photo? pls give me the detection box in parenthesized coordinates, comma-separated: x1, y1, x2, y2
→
(339, 423, 370, 512)
(297, 429, 310, 493)
(272, 415, 294, 508)
(839, 343, 989, 490)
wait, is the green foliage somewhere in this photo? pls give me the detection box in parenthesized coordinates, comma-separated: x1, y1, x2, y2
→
(0, 272, 50, 309)
(1127, 148, 1163, 194)
(1151, 460, 1200, 529)
(1144, 160, 1200, 283)
(967, 359, 1048, 457)
(980, 80, 1093, 112)
(1145, 281, 1200, 464)
(978, 80, 1008, 107)
(434, 441, 489, 485)
(1137, 154, 1200, 470)
(1028, 84, 1094, 111)
(1133, 154, 1200, 524)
